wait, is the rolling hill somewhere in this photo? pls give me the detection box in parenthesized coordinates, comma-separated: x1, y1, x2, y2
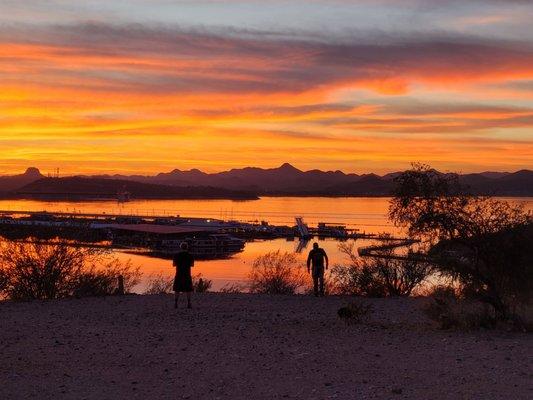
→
(12, 177, 258, 200)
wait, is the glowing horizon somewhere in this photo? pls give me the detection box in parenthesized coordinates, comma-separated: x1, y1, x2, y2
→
(1, 0, 532, 175)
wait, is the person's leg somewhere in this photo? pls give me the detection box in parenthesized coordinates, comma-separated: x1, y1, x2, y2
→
(174, 291, 179, 308)
(313, 275, 319, 296)
(186, 291, 192, 308)
(319, 275, 325, 296)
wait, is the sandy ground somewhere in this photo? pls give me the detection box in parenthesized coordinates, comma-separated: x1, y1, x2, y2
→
(1, 293, 531, 400)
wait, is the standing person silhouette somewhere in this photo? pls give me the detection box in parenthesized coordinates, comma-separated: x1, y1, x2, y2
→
(307, 242, 329, 296)
(173, 242, 194, 309)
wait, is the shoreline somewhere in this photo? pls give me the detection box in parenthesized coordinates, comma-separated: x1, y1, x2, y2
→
(1, 194, 533, 202)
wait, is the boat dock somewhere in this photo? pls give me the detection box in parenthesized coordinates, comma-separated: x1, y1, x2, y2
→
(0, 210, 416, 259)
(0, 210, 379, 240)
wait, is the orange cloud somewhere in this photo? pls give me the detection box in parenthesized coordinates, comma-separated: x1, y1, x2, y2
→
(0, 25, 532, 174)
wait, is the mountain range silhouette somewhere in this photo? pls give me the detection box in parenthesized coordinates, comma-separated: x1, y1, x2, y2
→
(0, 164, 531, 198)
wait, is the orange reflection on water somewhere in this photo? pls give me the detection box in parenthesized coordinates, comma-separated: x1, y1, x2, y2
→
(1, 197, 531, 292)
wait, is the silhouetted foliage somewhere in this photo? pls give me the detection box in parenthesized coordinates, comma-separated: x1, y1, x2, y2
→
(193, 273, 212, 293)
(423, 286, 497, 330)
(248, 251, 307, 295)
(218, 282, 246, 293)
(143, 274, 173, 295)
(337, 299, 373, 325)
(143, 273, 212, 294)
(0, 268, 7, 300)
(330, 242, 432, 297)
(389, 163, 533, 320)
(0, 239, 140, 301)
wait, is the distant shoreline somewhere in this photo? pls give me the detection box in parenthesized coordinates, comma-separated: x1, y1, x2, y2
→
(1, 193, 532, 202)
(0, 193, 260, 201)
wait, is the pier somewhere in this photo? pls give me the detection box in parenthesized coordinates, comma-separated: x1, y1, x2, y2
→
(0, 209, 390, 240)
(0, 209, 416, 260)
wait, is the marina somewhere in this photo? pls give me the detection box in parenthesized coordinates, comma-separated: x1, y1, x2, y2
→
(0, 208, 408, 260)
(0, 197, 530, 291)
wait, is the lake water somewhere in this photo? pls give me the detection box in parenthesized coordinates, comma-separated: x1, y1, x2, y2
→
(1, 197, 531, 292)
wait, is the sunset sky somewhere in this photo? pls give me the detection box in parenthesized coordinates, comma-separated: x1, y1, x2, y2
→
(1, 0, 532, 175)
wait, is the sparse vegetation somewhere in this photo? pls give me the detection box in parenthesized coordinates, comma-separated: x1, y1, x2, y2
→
(330, 242, 432, 297)
(144, 273, 212, 294)
(390, 163, 532, 323)
(193, 273, 212, 293)
(0, 239, 140, 301)
(218, 282, 246, 293)
(248, 251, 307, 295)
(143, 273, 173, 295)
(423, 286, 497, 330)
(337, 299, 373, 325)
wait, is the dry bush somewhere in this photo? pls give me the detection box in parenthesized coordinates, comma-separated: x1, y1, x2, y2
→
(424, 285, 533, 331)
(0, 239, 140, 301)
(218, 282, 246, 293)
(337, 299, 373, 325)
(330, 242, 432, 297)
(144, 273, 212, 294)
(79, 258, 140, 297)
(193, 273, 212, 293)
(424, 289, 497, 330)
(143, 273, 173, 295)
(248, 251, 307, 295)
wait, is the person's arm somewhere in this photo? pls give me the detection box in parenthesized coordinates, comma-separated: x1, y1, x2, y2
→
(306, 252, 312, 273)
(323, 250, 329, 269)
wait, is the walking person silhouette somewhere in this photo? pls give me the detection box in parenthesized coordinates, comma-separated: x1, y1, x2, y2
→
(173, 242, 194, 309)
(307, 242, 329, 296)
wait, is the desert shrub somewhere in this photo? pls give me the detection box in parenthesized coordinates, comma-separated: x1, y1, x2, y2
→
(248, 251, 307, 295)
(143, 273, 173, 295)
(0, 239, 140, 301)
(218, 282, 246, 293)
(389, 163, 532, 320)
(85, 258, 140, 295)
(143, 273, 212, 294)
(337, 299, 373, 325)
(330, 243, 432, 297)
(424, 295, 497, 330)
(424, 284, 532, 331)
(193, 273, 212, 293)
(423, 284, 458, 299)
(375, 251, 433, 296)
(0, 270, 7, 301)
(330, 262, 386, 297)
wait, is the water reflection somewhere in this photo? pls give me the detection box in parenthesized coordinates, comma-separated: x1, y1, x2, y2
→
(0, 197, 530, 293)
(120, 237, 379, 292)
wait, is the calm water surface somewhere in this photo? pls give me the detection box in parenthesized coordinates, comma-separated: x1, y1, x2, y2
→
(1, 197, 531, 292)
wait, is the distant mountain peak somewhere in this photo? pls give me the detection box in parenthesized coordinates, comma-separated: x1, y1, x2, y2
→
(278, 162, 300, 172)
(24, 167, 42, 177)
